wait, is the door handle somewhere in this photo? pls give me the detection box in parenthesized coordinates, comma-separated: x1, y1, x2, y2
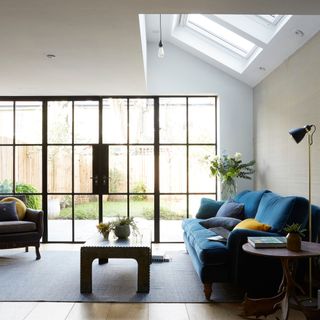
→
(102, 175, 107, 186)
(90, 175, 99, 185)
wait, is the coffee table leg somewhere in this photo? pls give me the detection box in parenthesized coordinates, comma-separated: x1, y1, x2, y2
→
(81, 253, 93, 293)
(136, 251, 150, 293)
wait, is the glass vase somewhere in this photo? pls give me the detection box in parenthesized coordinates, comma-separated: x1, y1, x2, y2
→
(221, 179, 237, 200)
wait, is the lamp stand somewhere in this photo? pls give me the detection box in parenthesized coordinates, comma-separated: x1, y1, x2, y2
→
(308, 133, 312, 300)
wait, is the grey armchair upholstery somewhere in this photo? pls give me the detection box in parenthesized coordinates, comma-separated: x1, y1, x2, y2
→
(0, 195, 43, 260)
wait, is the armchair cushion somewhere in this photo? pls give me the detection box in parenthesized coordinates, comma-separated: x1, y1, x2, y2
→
(195, 198, 224, 219)
(0, 221, 36, 234)
(0, 197, 27, 220)
(0, 202, 19, 221)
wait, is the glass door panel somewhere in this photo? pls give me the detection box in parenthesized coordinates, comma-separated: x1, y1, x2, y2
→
(160, 146, 186, 193)
(48, 194, 72, 241)
(0, 146, 13, 192)
(74, 195, 99, 241)
(103, 98, 127, 144)
(129, 99, 154, 143)
(0, 101, 13, 144)
(74, 101, 99, 143)
(109, 146, 127, 193)
(159, 98, 186, 143)
(129, 146, 154, 193)
(15, 101, 42, 144)
(103, 195, 127, 219)
(48, 146, 72, 193)
(48, 101, 72, 144)
(15, 146, 42, 192)
(74, 146, 93, 193)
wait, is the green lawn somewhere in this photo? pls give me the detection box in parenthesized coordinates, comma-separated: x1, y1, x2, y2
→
(58, 200, 185, 220)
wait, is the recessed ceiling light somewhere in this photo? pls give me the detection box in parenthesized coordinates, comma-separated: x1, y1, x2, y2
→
(259, 66, 266, 71)
(295, 30, 304, 37)
(46, 54, 56, 59)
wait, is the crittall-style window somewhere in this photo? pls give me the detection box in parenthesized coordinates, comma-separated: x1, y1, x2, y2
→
(0, 96, 217, 243)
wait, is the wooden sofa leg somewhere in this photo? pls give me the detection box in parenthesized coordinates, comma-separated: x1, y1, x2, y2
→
(25, 246, 29, 252)
(35, 246, 41, 260)
(204, 283, 212, 301)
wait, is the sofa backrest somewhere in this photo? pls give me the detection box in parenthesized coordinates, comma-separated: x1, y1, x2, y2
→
(255, 192, 308, 233)
(234, 190, 269, 219)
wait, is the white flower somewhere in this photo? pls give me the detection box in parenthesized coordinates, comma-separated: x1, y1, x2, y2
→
(213, 155, 219, 161)
(234, 152, 242, 160)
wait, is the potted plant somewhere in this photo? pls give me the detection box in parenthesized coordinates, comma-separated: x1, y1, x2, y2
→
(113, 216, 139, 239)
(205, 152, 255, 200)
(283, 223, 306, 252)
(96, 222, 113, 240)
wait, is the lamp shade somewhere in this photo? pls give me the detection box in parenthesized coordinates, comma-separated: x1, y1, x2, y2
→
(288, 127, 308, 144)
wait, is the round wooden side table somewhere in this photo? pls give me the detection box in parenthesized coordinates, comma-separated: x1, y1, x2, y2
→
(242, 241, 320, 320)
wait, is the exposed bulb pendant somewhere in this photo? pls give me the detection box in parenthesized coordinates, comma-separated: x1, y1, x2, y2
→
(158, 14, 164, 58)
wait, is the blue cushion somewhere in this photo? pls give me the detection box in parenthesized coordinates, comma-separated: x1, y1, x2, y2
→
(0, 201, 19, 221)
(200, 217, 241, 230)
(195, 198, 224, 219)
(255, 192, 296, 232)
(234, 190, 269, 219)
(216, 199, 244, 219)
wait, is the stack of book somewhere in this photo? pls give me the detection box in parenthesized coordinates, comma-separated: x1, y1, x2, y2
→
(248, 236, 287, 248)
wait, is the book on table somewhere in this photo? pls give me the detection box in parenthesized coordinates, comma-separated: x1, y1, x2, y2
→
(247, 236, 287, 248)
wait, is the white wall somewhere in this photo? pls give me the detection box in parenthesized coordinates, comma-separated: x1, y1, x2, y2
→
(254, 32, 320, 204)
(147, 42, 254, 193)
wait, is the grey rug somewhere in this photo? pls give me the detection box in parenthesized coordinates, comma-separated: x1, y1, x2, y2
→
(0, 250, 244, 303)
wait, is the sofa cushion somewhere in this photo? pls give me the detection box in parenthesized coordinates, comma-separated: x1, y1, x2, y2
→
(255, 192, 296, 232)
(0, 202, 19, 221)
(0, 197, 27, 220)
(182, 219, 229, 264)
(195, 198, 224, 219)
(200, 217, 241, 231)
(0, 221, 36, 234)
(233, 218, 271, 232)
(216, 199, 244, 219)
(234, 190, 269, 219)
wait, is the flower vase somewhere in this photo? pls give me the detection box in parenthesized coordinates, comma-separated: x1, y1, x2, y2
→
(102, 231, 110, 240)
(221, 179, 237, 200)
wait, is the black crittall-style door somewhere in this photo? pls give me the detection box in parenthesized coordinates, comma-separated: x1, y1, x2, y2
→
(0, 96, 217, 243)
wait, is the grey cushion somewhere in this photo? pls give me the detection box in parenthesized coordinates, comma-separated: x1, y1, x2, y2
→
(0, 202, 18, 222)
(216, 199, 244, 219)
(0, 221, 36, 234)
(200, 216, 242, 231)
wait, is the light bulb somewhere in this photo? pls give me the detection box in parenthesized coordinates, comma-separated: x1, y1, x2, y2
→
(158, 41, 164, 58)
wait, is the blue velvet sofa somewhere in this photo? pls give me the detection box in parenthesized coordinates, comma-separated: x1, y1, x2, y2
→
(182, 190, 320, 300)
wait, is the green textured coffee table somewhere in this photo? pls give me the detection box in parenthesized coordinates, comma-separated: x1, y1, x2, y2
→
(80, 232, 151, 294)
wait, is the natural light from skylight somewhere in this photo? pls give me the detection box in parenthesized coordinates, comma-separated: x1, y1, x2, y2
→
(257, 15, 283, 25)
(186, 14, 258, 58)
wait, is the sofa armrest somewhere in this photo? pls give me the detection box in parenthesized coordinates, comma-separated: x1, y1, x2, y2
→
(24, 208, 44, 236)
(227, 229, 281, 284)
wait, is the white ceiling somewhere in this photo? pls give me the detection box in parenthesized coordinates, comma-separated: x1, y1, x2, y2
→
(1, 0, 320, 95)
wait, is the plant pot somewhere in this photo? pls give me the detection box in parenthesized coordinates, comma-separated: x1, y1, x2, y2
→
(101, 231, 110, 240)
(114, 225, 130, 239)
(286, 233, 301, 251)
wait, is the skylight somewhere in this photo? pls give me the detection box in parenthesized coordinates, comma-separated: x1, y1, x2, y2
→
(257, 15, 283, 25)
(186, 14, 258, 58)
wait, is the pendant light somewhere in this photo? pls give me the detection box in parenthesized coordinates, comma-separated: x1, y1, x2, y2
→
(158, 14, 164, 58)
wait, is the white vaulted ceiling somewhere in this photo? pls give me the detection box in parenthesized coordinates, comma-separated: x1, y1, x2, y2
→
(1, 0, 320, 95)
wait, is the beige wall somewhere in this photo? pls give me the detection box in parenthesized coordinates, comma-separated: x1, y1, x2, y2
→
(253, 32, 320, 205)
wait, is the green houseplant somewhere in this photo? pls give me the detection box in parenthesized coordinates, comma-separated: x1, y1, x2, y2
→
(113, 216, 139, 239)
(283, 223, 306, 252)
(96, 222, 113, 240)
(206, 152, 255, 200)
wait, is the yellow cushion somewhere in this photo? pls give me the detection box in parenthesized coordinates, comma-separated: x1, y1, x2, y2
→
(0, 197, 27, 220)
(233, 218, 271, 232)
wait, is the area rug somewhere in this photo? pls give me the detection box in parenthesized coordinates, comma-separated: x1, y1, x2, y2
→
(0, 250, 244, 303)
